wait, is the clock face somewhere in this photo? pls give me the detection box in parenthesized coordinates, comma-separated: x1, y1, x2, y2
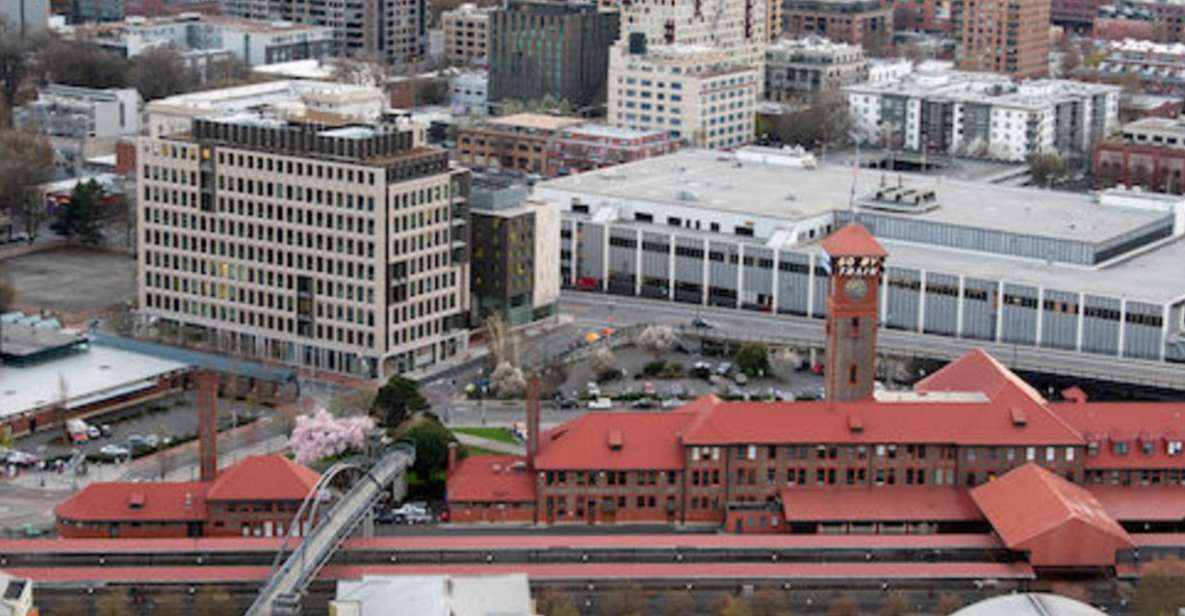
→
(844, 278, 868, 300)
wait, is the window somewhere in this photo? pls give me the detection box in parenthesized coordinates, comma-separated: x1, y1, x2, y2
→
(1169, 441, 1183, 456)
(1113, 441, 1129, 456)
(1025, 447, 1036, 461)
(1046, 447, 1056, 462)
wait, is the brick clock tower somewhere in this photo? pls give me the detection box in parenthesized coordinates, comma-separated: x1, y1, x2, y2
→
(820, 224, 888, 402)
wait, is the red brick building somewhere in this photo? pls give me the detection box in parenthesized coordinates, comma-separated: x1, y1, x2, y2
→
(55, 455, 319, 539)
(782, 0, 894, 48)
(1093, 116, 1185, 193)
(546, 125, 681, 177)
(448, 224, 1185, 568)
(952, 0, 1050, 78)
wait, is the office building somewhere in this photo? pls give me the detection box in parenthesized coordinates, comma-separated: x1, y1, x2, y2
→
(137, 113, 472, 377)
(442, 3, 493, 66)
(220, 0, 426, 65)
(0, 0, 48, 35)
(15, 85, 142, 140)
(782, 0, 892, 49)
(455, 112, 584, 174)
(608, 42, 759, 149)
(488, 0, 620, 111)
(1094, 116, 1185, 193)
(72, 14, 335, 67)
(468, 177, 560, 325)
(534, 146, 1185, 363)
(547, 124, 681, 176)
(145, 80, 386, 139)
(952, 0, 1050, 79)
(764, 36, 868, 103)
(846, 66, 1119, 162)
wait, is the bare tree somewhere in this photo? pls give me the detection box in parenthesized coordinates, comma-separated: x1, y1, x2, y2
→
(934, 593, 963, 614)
(94, 590, 131, 616)
(826, 594, 860, 616)
(1135, 556, 1185, 616)
(662, 590, 695, 616)
(0, 129, 54, 240)
(750, 587, 791, 616)
(490, 360, 526, 398)
(131, 45, 195, 101)
(599, 583, 648, 616)
(717, 595, 753, 616)
(194, 584, 236, 616)
(590, 346, 616, 374)
(332, 55, 390, 88)
(1028, 152, 1066, 188)
(773, 92, 850, 150)
(637, 324, 675, 359)
(879, 590, 911, 616)
(485, 313, 519, 366)
(39, 40, 130, 89)
(0, 37, 32, 128)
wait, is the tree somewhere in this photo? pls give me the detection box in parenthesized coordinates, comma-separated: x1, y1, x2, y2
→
(750, 587, 791, 616)
(0, 37, 32, 128)
(637, 324, 675, 358)
(600, 583, 648, 616)
(333, 55, 390, 87)
(879, 590, 910, 616)
(39, 40, 129, 89)
(206, 56, 253, 88)
(372, 375, 429, 429)
(826, 595, 860, 616)
(590, 346, 616, 374)
(329, 389, 376, 417)
(131, 45, 194, 101)
(772, 93, 850, 149)
(539, 591, 581, 616)
(717, 595, 753, 616)
(485, 313, 517, 365)
(0, 129, 54, 240)
(1060, 44, 1082, 76)
(1028, 152, 1066, 188)
(288, 408, 375, 464)
(415, 78, 450, 106)
(402, 418, 456, 479)
(934, 593, 963, 614)
(1135, 556, 1185, 616)
(55, 179, 105, 244)
(735, 342, 770, 377)
(194, 585, 236, 616)
(1118, 71, 1143, 94)
(663, 590, 695, 616)
(94, 590, 131, 616)
(490, 360, 526, 398)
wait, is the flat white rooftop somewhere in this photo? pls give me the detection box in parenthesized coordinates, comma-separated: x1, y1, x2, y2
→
(0, 344, 189, 419)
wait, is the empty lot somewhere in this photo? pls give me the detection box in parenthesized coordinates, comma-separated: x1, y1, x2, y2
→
(2, 247, 136, 315)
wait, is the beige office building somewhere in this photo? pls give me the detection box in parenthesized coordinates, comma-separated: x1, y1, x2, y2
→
(137, 115, 471, 378)
(442, 3, 493, 66)
(608, 43, 759, 149)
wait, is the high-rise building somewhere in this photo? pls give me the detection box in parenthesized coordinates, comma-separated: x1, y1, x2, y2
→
(952, 0, 1050, 79)
(220, 0, 426, 65)
(488, 0, 620, 111)
(137, 114, 471, 377)
(617, 0, 766, 56)
(442, 3, 493, 66)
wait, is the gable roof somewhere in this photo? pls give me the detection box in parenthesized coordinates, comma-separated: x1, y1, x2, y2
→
(820, 223, 887, 258)
(206, 454, 320, 502)
(1051, 402, 1185, 469)
(917, 349, 1048, 407)
(447, 455, 536, 503)
(970, 464, 1134, 554)
(55, 481, 209, 522)
(533, 409, 701, 470)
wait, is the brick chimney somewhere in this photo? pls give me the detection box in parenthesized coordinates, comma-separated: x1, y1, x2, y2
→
(526, 375, 541, 468)
(447, 442, 458, 473)
(196, 371, 219, 482)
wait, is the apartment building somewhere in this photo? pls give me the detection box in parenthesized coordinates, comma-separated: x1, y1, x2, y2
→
(220, 0, 426, 65)
(456, 113, 584, 174)
(547, 124, 681, 176)
(442, 3, 493, 66)
(617, 0, 767, 57)
(1074, 39, 1185, 97)
(137, 114, 471, 377)
(952, 0, 1050, 79)
(846, 66, 1119, 161)
(73, 14, 334, 67)
(1094, 116, 1185, 193)
(764, 36, 868, 103)
(782, 0, 892, 48)
(488, 0, 620, 111)
(608, 41, 759, 149)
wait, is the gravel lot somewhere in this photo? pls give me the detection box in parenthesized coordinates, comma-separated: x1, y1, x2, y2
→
(2, 247, 136, 314)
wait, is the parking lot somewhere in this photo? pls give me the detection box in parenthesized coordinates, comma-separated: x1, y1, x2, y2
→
(2, 246, 136, 315)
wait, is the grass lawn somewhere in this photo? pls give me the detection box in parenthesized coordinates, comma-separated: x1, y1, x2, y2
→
(453, 426, 518, 444)
(463, 445, 504, 457)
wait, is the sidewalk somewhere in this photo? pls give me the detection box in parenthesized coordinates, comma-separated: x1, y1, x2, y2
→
(454, 433, 525, 456)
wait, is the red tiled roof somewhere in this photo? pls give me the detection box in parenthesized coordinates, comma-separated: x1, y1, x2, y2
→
(1052, 402, 1185, 469)
(447, 455, 536, 502)
(780, 487, 984, 522)
(819, 223, 887, 258)
(1089, 486, 1185, 522)
(54, 481, 209, 522)
(534, 410, 700, 470)
(206, 454, 319, 502)
(917, 349, 1048, 407)
(680, 396, 1081, 446)
(971, 464, 1134, 560)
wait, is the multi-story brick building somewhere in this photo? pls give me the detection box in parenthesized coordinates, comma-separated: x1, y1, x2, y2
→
(546, 124, 681, 176)
(892, 0, 952, 33)
(488, 0, 620, 111)
(1093, 116, 1185, 193)
(455, 113, 584, 175)
(442, 3, 493, 66)
(782, 0, 893, 49)
(56, 454, 319, 538)
(448, 224, 1185, 554)
(764, 36, 868, 103)
(952, 0, 1050, 78)
(137, 114, 471, 377)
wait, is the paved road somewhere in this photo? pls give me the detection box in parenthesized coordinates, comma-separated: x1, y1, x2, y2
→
(562, 291, 1185, 391)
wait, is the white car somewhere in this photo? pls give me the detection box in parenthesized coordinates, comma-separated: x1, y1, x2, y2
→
(99, 444, 130, 461)
(87, 425, 101, 439)
(588, 397, 613, 410)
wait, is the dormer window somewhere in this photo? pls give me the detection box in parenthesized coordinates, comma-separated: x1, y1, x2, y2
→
(1142, 440, 1156, 456)
(1113, 441, 1130, 456)
(1169, 441, 1183, 456)
(1087, 441, 1099, 457)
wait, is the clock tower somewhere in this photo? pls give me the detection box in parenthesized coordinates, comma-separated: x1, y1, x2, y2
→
(820, 224, 887, 402)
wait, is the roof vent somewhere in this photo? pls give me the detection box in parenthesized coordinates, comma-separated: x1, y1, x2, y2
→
(847, 413, 864, 433)
(128, 492, 145, 510)
(608, 429, 624, 450)
(1010, 407, 1027, 427)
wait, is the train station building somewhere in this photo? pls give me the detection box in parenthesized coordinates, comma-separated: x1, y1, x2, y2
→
(448, 224, 1185, 570)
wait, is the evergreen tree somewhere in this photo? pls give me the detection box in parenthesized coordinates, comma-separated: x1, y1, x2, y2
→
(56, 179, 104, 244)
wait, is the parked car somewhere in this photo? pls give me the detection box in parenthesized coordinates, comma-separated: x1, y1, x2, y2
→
(691, 361, 713, 379)
(5, 450, 40, 467)
(145, 434, 160, 448)
(734, 373, 749, 385)
(660, 399, 684, 410)
(86, 425, 102, 440)
(97, 444, 130, 462)
(715, 362, 734, 376)
(98, 424, 113, 437)
(588, 397, 613, 410)
(631, 398, 655, 409)
(555, 397, 579, 410)
(691, 317, 714, 329)
(389, 502, 433, 524)
(586, 382, 601, 398)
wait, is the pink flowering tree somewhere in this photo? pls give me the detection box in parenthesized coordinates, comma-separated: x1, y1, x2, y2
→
(288, 408, 375, 465)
